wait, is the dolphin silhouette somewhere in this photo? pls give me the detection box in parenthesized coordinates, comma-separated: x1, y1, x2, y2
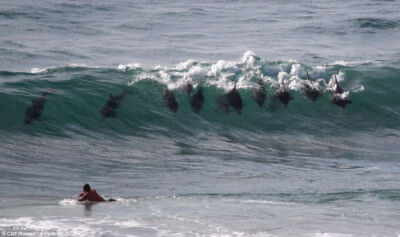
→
(252, 79, 266, 108)
(277, 80, 293, 108)
(190, 87, 204, 113)
(331, 75, 352, 108)
(226, 81, 243, 114)
(24, 92, 48, 124)
(100, 90, 130, 120)
(163, 88, 178, 113)
(333, 75, 344, 94)
(304, 72, 320, 102)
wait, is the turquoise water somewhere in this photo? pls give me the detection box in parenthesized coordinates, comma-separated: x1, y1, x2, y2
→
(1, 0, 400, 236)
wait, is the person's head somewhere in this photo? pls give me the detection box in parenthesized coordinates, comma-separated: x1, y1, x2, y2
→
(83, 183, 91, 192)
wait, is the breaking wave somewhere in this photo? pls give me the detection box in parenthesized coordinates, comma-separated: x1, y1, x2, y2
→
(0, 52, 398, 138)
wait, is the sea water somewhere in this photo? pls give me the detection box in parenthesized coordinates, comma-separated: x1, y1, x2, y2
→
(0, 0, 400, 236)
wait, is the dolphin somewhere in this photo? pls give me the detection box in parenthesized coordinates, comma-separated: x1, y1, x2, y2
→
(100, 90, 130, 120)
(332, 94, 352, 108)
(24, 92, 48, 124)
(190, 87, 204, 113)
(276, 79, 293, 108)
(226, 81, 243, 114)
(331, 75, 352, 108)
(304, 72, 320, 102)
(333, 75, 344, 94)
(252, 79, 266, 108)
(163, 88, 178, 113)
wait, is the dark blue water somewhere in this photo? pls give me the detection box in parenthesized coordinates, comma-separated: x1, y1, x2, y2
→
(1, 0, 400, 236)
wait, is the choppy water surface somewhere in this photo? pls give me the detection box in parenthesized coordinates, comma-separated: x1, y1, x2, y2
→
(0, 0, 400, 236)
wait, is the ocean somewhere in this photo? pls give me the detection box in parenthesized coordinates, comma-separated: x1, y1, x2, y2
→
(0, 0, 400, 236)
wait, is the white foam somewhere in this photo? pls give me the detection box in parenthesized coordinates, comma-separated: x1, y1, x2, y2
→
(288, 76, 305, 91)
(117, 62, 140, 71)
(175, 59, 197, 71)
(154, 65, 168, 70)
(334, 71, 346, 82)
(59, 197, 138, 207)
(69, 63, 93, 68)
(236, 75, 253, 90)
(205, 74, 232, 91)
(333, 91, 350, 100)
(30, 64, 98, 74)
(127, 52, 326, 93)
(0, 217, 101, 236)
(30, 66, 56, 74)
(228, 69, 262, 90)
(207, 60, 240, 77)
(222, 198, 293, 206)
(240, 50, 257, 65)
(309, 233, 353, 237)
(124, 52, 364, 95)
(113, 220, 143, 228)
(59, 199, 78, 206)
(115, 197, 138, 204)
(329, 60, 373, 66)
(209, 232, 276, 237)
(279, 59, 298, 72)
(290, 63, 304, 77)
(277, 71, 289, 84)
(187, 65, 208, 78)
(313, 65, 326, 76)
(128, 72, 157, 86)
(263, 76, 279, 88)
(240, 200, 291, 205)
(159, 70, 175, 89)
(128, 65, 198, 90)
(351, 85, 365, 93)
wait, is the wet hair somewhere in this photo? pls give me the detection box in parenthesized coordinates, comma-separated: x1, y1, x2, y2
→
(83, 183, 91, 192)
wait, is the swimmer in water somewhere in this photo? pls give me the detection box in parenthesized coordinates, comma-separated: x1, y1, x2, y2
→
(77, 183, 116, 202)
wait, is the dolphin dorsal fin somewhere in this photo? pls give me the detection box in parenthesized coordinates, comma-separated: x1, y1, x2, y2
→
(334, 75, 344, 94)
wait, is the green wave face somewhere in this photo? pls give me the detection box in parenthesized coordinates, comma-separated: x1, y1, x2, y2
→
(0, 56, 399, 138)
